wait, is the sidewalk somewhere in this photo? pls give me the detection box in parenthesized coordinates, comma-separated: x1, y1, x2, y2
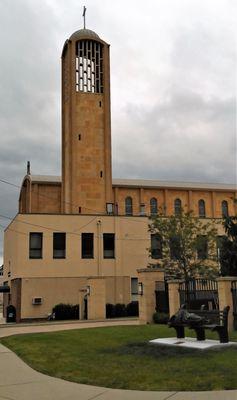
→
(0, 318, 139, 338)
(0, 320, 237, 399)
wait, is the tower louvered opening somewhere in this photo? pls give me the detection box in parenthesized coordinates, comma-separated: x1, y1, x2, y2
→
(76, 40, 103, 93)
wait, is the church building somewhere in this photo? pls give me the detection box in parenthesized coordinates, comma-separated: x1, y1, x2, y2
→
(2, 26, 236, 321)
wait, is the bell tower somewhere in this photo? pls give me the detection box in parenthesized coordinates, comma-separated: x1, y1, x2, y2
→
(61, 26, 113, 214)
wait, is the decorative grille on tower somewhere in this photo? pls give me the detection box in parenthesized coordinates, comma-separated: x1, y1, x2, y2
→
(76, 40, 103, 93)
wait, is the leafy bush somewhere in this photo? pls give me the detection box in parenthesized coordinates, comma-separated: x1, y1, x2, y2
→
(114, 303, 127, 317)
(53, 303, 79, 320)
(153, 312, 169, 324)
(126, 301, 139, 316)
(106, 301, 139, 318)
(106, 303, 116, 318)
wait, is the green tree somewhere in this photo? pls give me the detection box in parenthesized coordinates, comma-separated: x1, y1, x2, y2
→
(149, 209, 219, 280)
(220, 215, 237, 276)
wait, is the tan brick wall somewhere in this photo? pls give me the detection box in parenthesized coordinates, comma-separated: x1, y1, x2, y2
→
(21, 277, 87, 319)
(113, 187, 236, 218)
(137, 268, 165, 324)
(87, 277, 106, 320)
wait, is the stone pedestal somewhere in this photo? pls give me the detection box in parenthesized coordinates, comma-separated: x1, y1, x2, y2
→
(167, 280, 183, 317)
(217, 277, 237, 332)
(137, 267, 165, 324)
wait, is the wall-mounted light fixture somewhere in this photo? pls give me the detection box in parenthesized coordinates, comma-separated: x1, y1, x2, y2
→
(86, 285, 91, 296)
(138, 282, 143, 296)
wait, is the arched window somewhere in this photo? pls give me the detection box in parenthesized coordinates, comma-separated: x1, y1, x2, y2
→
(125, 197, 133, 215)
(150, 198, 158, 215)
(174, 198, 181, 215)
(198, 199, 206, 218)
(222, 200, 228, 217)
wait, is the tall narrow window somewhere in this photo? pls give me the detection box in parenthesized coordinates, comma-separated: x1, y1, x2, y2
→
(170, 235, 181, 260)
(174, 198, 182, 215)
(198, 199, 206, 218)
(222, 200, 229, 217)
(29, 233, 42, 259)
(197, 235, 208, 260)
(150, 198, 158, 215)
(82, 233, 94, 259)
(103, 233, 115, 258)
(131, 277, 138, 301)
(76, 40, 103, 93)
(125, 197, 133, 216)
(151, 234, 162, 259)
(53, 233, 66, 259)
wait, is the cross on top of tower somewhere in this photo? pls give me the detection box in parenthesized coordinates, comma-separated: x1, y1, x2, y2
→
(83, 6, 87, 29)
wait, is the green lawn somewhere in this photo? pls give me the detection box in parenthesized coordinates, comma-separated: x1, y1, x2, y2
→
(1, 325, 237, 391)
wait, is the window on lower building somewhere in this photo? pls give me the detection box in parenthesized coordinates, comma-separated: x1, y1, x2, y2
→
(170, 235, 181, 260)
(53, 233, 66, 259)
(151, 234, 163, 259)
(82, 233, 94, 258)
(103, 233, 115, 258)
(29, 233, 43, 259)
(197, 235, 208, 260)
(131, 277, 138, 301)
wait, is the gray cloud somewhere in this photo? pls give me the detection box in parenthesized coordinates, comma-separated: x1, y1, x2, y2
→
(0, 0, 236, 263)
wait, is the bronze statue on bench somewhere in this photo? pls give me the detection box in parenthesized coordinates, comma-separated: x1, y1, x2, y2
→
(168, 304, 230, 343)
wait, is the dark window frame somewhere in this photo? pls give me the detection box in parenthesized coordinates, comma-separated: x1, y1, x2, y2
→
(103, 233, 115, 259)
(125, 197, 133, 216)
(198, 199, 206, 218)
(170, 235, 181, 260)
(151, 233, 163, 259)
(150, 198, 158, 215)
(197, 235, 208, 260)
(81, 233, 94, 259)
(174, 198, 182, 216)
(29, 232, 43, 259)
(222, 200, 229, 217)
(53, 232, 66, 259)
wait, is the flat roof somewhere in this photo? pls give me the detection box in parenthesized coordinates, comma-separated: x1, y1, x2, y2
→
(28, 175, 236, 191)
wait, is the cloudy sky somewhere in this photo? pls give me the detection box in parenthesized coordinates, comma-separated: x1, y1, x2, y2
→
(0, 0, 236, 264)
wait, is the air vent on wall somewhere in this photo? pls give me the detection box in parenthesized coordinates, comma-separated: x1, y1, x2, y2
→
(32, 297, 43, 305)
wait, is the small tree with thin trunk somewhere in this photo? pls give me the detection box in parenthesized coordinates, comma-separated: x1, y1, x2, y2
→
(149, 209, 219, 281)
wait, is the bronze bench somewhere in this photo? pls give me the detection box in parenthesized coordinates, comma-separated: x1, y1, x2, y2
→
(168, 305, 230, 343)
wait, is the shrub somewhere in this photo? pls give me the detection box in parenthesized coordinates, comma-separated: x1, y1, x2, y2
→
(153, 312, 169, 324)
(106, 301, 139, 318)
(126, 301, 139, 316)
(114, 303, 127, 317)
(53, 303, 79, 320)
(106, 303, 116, 318)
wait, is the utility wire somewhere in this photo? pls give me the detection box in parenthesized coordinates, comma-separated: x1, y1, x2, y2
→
(0, 216, 150, 241)
(0, 177, 150, 224)
(0, 213, 99, 237)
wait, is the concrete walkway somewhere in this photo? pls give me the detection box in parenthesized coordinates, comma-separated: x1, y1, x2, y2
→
(0, 320, 237, 400)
